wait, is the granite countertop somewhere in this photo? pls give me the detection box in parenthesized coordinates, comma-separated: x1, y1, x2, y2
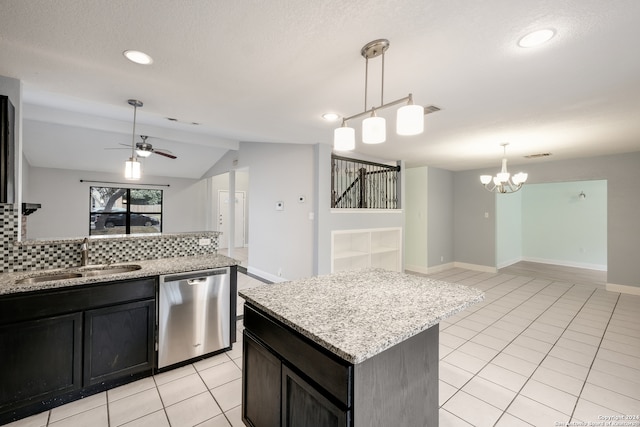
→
(240, 268, 484, 364)
(0, 254, 237, 296)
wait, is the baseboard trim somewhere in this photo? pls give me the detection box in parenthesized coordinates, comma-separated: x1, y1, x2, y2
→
(246, 266, 287, 284)
(606, 283, 640, 295)
(453, 262, 497, 273)
(521, 257, 607, 272)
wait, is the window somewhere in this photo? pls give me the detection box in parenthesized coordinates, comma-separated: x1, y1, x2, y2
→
(90, 187, 163, 235)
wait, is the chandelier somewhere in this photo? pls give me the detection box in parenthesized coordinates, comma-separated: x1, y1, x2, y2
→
(480, 143, 528, 193)
(333, 39, 424, 151)
(124, 99, 142, 180)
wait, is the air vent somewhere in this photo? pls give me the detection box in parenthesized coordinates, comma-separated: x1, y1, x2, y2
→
(424, 105, 441, 115)
(524, 152, 552, 159)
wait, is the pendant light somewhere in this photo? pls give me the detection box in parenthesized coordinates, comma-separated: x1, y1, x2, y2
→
(124, 99, 143, 180)
(332, 39, 425, 150)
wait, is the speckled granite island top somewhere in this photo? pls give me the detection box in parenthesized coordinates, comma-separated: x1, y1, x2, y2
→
(0, 254, 237, 295)
(240, 268, 484, 364)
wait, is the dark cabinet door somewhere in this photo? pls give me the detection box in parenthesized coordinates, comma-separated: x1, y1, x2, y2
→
(282, 365, 349, 427)
(0, 312, 82, 412)
(84, 299, 155, 386)
(242, 331, 281, 427)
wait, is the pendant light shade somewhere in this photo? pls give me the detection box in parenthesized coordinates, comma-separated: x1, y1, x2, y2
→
(124, 158, 141, 180)
(334, 124, 356, 151)
(397, 103, 424, 135)
(362, 113, 386, 144)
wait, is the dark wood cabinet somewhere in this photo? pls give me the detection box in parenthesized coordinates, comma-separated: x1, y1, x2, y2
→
(282, 365, 348, 427)
(0, 277, 156, 424)
(243, 332, 281, 427)
(0, 312, 82, 410)
(0, 95, 15, 204)
(84, 299, 155, 386)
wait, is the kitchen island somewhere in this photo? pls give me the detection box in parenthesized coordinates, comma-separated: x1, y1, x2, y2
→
(239, 268, 484, 427)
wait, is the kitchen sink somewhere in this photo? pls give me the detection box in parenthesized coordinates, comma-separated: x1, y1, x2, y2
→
(16, 272, 84, 284)
(77, 265, 142, 275)
(15, 265, 142, 284)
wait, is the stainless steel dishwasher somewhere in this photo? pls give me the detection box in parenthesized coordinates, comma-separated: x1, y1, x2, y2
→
(158, 267, 231, 369)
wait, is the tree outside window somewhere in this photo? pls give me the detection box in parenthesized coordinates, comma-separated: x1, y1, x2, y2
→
(90, 187, 162, 235)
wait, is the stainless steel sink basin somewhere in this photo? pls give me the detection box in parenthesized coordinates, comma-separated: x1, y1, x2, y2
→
(15, 264, 142, 284)
(78, 265, 142, 276)
(16, 272, 83, 284)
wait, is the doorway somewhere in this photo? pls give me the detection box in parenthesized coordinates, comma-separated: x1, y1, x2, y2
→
(218, 190, 246, 249)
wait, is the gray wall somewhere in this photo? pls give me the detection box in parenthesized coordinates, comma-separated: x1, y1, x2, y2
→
(238, 142, 315, 281)
(454, 151, 640, 288)
(405, 167, 428, 272)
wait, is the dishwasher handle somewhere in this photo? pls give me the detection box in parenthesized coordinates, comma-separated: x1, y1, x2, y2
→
(187, 278, 208, 285)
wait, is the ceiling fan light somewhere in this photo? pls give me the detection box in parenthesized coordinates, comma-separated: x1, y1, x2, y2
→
(136, 149, 152, 158)
(396, 104, 424, 135)
(362, 115, 386, 144)
(124, 158, 141, 180)
(334, 126, 355, 151)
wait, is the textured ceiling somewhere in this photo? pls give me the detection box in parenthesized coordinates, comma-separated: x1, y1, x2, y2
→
(1, 0, 640, 178)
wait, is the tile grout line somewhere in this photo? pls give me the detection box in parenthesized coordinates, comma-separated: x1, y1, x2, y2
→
(440, 276, 599, 424)
(493, 283, 599, 425)
(567, 291, 622, 423)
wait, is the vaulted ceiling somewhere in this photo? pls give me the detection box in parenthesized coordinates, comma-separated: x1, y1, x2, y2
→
(2, 0, 639, 179)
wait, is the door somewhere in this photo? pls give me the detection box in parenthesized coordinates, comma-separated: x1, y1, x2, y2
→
(218, 190, 245, 249)
(0, 313, 82, 411)
(84, 300, 155, 386)
(282, 365, 349, 427)
(243, 332, 281, 427)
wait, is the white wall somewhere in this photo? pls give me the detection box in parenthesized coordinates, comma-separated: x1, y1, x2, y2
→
(522, 180, 607, 270)
(26, 167, 210, 239)
(496, 190, 522, 268)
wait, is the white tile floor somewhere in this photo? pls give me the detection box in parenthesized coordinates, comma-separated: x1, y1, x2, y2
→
(7, 268, 640, 427)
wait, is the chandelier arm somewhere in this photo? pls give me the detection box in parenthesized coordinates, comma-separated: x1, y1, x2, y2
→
(342, 94, 412, 122)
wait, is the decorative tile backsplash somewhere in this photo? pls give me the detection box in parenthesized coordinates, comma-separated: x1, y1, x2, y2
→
(1, 204, 220, 273)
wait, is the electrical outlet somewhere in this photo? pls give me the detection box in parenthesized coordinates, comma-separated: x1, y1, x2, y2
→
(198, 238, 211, 246)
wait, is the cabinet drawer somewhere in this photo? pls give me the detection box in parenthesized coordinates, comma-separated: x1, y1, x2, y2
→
(0, 277, 156, 324)
(244, 304, 352, 407)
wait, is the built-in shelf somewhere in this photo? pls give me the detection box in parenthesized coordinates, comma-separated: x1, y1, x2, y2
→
(331, 227, 402, 273)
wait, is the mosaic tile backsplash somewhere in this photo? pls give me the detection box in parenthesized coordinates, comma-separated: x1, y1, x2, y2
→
(1, 204, 220, 273)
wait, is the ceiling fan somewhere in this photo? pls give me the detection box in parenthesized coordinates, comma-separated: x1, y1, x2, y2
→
(107, 135, 178, 159)
(130, 135, 177, 159)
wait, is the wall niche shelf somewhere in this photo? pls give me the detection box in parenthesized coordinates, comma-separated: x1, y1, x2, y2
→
(331, 227, 402, 273)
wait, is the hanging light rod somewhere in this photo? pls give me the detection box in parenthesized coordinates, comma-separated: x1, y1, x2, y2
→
(333, 39, 424, 151)
(124, 99, 143, 181)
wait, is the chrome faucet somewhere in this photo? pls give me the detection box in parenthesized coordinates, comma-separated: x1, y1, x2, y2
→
(80, 237, 89, 266)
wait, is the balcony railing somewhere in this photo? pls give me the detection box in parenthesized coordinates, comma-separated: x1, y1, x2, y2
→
(331, 154, 400, 209)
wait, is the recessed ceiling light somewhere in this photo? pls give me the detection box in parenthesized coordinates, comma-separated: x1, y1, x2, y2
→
(322, 113, 340, 121)
(123, 50, 154, 65)
(518, 29, 555, 48)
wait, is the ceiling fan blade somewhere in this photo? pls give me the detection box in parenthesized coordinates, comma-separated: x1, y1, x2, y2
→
(153, 149, 177, 159)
